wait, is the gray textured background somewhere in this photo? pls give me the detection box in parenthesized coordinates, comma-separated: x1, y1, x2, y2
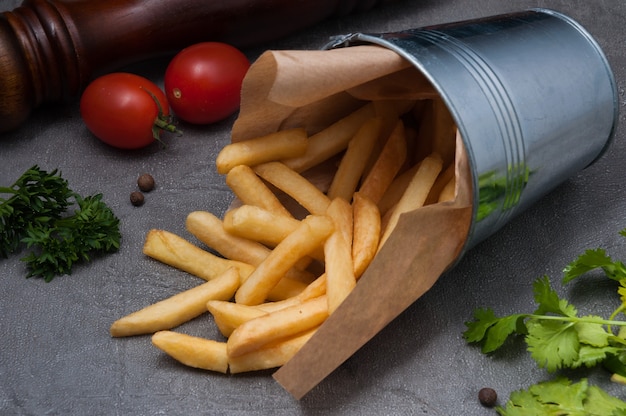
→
(1, 0, 625, 415)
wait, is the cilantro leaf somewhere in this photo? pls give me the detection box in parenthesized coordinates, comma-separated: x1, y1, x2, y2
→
(526, 319, 579, 372)
(497, 378, 626, 416)
(533, 275, 577, 317)
(463, 308, 527, 353)
(563, 248, 626, 284)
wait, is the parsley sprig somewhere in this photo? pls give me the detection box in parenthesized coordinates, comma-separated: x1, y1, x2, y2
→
(1, 165, 120, 281)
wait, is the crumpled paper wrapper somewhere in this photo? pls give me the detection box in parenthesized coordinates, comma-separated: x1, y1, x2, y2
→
(231, 45, 474, 399)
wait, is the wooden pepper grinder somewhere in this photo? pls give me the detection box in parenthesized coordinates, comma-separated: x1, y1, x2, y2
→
(0, 0, 391, 133)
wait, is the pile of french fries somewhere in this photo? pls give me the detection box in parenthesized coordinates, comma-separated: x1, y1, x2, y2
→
(110, 95, 458, 375)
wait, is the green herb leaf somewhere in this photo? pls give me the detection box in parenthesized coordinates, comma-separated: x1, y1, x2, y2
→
(1, 166, 121, 281)
(497, 378, 626, 416)
(563, 248, 626, 284)
(0, 165, 73, 258)
(533, 275, 577, 317)
(526, 319, 579, 372)
(463, 308, 527, 353)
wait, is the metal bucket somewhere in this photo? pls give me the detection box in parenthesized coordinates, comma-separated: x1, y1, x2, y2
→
(325, 9, 618, 251)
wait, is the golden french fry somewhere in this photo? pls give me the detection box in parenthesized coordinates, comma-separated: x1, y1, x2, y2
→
(327, 117, 382, 201)
(227, 296, 328, 357)
(186, 211, 315, 283)
(362, 100, 407, 175)
(216, 128, 308, 174)
(253, 162, 331, 216)
(252, 297, 304, 314)
(282, 102, 376, 172)
(235, 215, 334, 305)
(206, 300, 268, 337)
(325, 197, 353, 250)
(187, 210, 271, 265)
(228, 327, 317, 374)
(143, 229, 305, 301)
(324, 228, 355, 314)
(379, 153, 443, 249)
(255, 273, 328, 314)
(226, 164, 293, 218)
(110, 267, 240, 337)
(438, 176, 456, 203)
(223, 205, 325, 264)
(152, 331, 228, 373)
(324, 198, 355, 314)
(426, 162, 456, 205)
(222, 204, 301, 247)
(260, 274, 308, 302)
(377, 162, 420, 216)
(358, 120, 408, 204)
(352, 192, 381, 278)
(143, 229, 255, 281)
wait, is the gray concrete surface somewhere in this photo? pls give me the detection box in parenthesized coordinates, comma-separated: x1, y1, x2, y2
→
(1, 0, 625, 414)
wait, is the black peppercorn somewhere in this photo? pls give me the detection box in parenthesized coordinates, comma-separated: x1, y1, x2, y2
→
(130, 191, 145, 206)
(478, 387, 497, 407)
(137, 173, 155, 192)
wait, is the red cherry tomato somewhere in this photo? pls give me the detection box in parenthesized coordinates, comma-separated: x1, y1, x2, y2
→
(164, 42, 250, 125)
(80, 73, 179, 149)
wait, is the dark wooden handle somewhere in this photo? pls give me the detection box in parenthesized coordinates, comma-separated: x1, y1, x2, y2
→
(0, 0, 388, 133)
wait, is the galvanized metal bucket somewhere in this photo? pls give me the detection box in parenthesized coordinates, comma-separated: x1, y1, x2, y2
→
(325, 9, 618, 251)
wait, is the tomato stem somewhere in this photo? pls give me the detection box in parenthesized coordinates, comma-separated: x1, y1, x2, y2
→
(140, 87, 182, 146)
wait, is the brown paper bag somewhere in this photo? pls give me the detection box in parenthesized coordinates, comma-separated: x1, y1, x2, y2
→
(231, 45, 473, 398)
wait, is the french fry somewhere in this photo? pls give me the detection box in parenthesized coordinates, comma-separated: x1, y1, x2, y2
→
(216, 128, 308, 174)
(186, 210, 315, 283)
(110, 267, 240, 337)
(206, 300, 268, 337)
(377, 162, 420, 216)
(426, 162, 456, 205)
(352, 192, 381, 278)
(152, 331, 229, 373)
(379, 153, 443, 249)
(235, 215, 334, 305)
(227, 296, 328, 357)
(223, 205, 325, 264)
(438, 176, 456, 203)
(325, 197, 353, 250)
(358, 120, 408, 204)
(226, 165, 293, 218)
(327, 117, 382, 201)
(187, 210, 272, 265)
(324, 198, 356, 314)
(362, 100, 408, 176)
(143, 229, 255, 281)
(253, 161, 331, 216)
(222, 204, 301, 247)
(143, 229, 306, 301)
(324, 230, 355, 314)
(255, 273, 328, 314)
(282, 102, 376, 172)
(228, 327, 318, 374)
